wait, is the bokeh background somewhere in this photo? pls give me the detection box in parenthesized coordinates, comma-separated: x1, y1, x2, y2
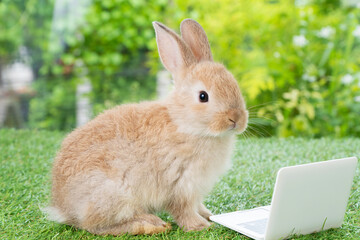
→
(1, 0, 359, 137)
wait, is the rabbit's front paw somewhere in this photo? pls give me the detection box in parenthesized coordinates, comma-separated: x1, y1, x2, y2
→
(198, 203, 212, 221)
(175, 212, 211, 232)
(183, 218, 211, 232)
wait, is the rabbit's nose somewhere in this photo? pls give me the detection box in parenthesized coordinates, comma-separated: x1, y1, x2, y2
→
(228, 109, 241, 124)
(228, 118, 237, 129)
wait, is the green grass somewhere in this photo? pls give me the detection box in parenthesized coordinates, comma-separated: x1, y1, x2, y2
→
(0, 128, 359, 239)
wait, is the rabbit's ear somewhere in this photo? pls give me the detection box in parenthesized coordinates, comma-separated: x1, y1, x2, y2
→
(180, 19, 213, 62)
(153, 21, 196, 76)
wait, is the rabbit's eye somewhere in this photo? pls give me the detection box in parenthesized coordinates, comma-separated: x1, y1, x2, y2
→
(199, 91, 209, 103)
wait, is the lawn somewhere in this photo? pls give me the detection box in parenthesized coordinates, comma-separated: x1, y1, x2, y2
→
(0, 128, 359, 239)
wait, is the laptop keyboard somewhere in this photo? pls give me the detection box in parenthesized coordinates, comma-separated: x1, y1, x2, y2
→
(237, 218, 268, 235)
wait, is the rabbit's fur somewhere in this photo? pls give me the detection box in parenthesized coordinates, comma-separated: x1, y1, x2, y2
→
(46, 19, 248, 235)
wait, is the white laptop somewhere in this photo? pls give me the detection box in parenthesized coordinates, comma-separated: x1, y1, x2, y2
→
(210, 157, 358, 240)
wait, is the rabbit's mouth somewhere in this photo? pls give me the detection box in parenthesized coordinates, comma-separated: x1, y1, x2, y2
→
(228, 118, 247, 133)
(227, 108, 248, 133)
(209, 109, 248, 135)
(234, 111, 249, 134)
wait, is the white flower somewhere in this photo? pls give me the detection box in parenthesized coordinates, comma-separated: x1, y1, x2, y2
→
(273, 52, 280, 58)
(293, 35, 308, 47)
(341, 74, 354, 84)
(317, 26, 335, 39)
(355, 96, 360, 102)
(302, 73, 316, 82)
(353, 25, 360, 38)
(340, 24, 347, 31)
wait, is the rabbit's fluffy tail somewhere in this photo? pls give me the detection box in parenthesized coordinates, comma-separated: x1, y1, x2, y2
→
(41, 206, 67, 223)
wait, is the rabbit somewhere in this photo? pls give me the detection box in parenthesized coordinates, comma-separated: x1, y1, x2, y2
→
(45, 19, 248, 235)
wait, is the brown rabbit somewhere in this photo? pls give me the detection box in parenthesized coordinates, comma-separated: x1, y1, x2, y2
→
(45, 19, 248, 235)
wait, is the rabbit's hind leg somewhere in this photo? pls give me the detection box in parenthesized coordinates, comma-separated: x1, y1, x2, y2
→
(93, 214, 172, 235)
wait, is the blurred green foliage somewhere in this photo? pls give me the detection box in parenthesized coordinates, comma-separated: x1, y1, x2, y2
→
(58, 0, 169, 115)
(0, 1, 21, 63)
(1, 0, 359, 137)
(0, 0, 53, 70)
